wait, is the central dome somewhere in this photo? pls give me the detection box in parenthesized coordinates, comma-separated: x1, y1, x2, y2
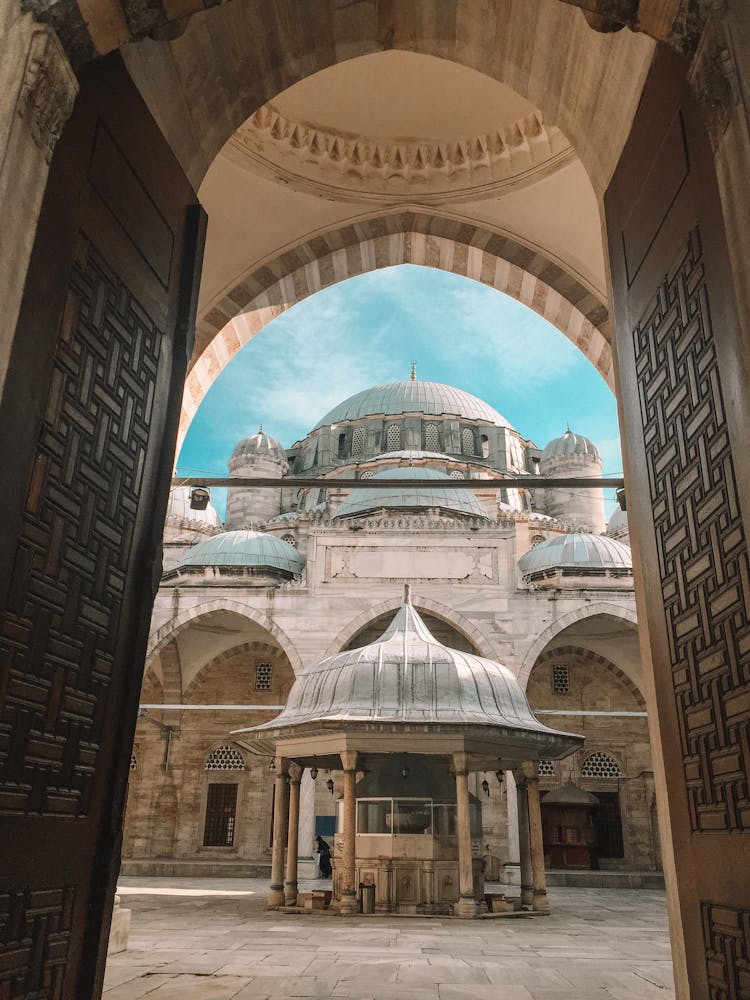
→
(314, 380, 515, 430)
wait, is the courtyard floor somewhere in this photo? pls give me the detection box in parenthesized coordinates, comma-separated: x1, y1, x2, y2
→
(104, 877, 675, 1000)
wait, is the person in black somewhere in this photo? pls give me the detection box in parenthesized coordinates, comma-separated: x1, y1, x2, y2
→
(316, 835, 332, 878)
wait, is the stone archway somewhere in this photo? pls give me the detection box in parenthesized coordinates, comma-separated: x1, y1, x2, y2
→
(180, 212, 612, 449)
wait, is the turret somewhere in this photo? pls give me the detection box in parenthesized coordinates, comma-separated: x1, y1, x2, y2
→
(539, 428, 606, 534)
(225, 427, 288, 528)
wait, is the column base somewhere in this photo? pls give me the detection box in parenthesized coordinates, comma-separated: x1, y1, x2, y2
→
(339, 891, 359, 916)
(284, 880, 298, 906)
(453, 895, 480, 919)
(521, 885, 534, 907)
(532, 890, 550, 913)
(267, 885, 285, 908)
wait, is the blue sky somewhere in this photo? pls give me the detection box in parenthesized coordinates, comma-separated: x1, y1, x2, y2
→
(179, 265, 622, 517)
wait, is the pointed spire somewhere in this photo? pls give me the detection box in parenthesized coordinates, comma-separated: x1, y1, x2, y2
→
(410, 361, 417, 381)
(565, 422, 571, 434)
(258, 423, 264, 434)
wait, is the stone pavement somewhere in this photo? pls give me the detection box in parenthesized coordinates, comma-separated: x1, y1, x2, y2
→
(104, 878, 675, 999)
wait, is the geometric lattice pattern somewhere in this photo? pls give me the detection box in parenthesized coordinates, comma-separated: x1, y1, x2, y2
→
(255, 661, 273, 690)
(205, 745, 246, 771)
(581, 751, 623, 779)
(281, 533, 297, 548)
(0, 239, 164, 817)
(538, 759, 555, 777)
(352, 427, 365, 455)
(360, 470, 374, 480)
(552, 663, 570, 695)
(633, 228, 750, 834)
(449, 470, 465, 480)
(424, 423, 440, 451)
(701, 901, 750, 999)
(386, 424, 401, 451)
(0, 887, 74, 996)
(462, 427, 475, 455)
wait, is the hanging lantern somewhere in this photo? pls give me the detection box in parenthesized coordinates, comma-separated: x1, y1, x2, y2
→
(310, 766, 318, 780)
(481, 778, 490, 797)
(326, 778, 334, 794)
(190, 486, 210, 510)
(495, 768, 504, 785)
(401, 756, 410, 780)
(268, 759, 276, 772)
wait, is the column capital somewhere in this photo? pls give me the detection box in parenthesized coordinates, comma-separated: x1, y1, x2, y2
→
(288, 762, 303, 783)
(275, 755, 290, 776)
(452, 751, 470, 775)
(520, 759, 539, 781)
(340, 749, 358, 772)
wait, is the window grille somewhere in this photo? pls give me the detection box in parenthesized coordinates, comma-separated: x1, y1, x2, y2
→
(530, 534, 546, 547)
(282, 533, 296, 548)
(538, 759, 555, 777)
(352, 427, 365, 454)
(461, 427, 475, 455)
(360, 470, 375, 479)
(581, 751, 623, 779)
(386, 423, 401, 451)
(449, 470, 465, 480)
(203, 783, 238, 846)
(552, 663, 570, 695)
(130, 753, 137, 772)
(205, 745, 246, 771)
(424, 423, 440, 451)
(255, 662, 273, 690)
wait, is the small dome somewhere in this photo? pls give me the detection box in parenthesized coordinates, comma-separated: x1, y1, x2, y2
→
(518, 532, 632, 576)
(231, 428, 287, 464)
(607, 506, 629, 535)
(333, 465, 489, 520)
(314, 380, 515, 430)
(541, 428, 600, 464)
(166, 486, 222, 528)
(177, 529, 304, 574)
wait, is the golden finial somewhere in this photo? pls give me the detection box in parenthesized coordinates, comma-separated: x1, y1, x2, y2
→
(410, 361, 417, 381)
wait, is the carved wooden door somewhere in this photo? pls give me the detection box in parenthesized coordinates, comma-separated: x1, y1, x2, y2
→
(606, 47, 749, 998)
(0, 55, 205, 999)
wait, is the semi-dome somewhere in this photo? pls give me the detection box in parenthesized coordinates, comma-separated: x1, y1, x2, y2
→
(333, 464, 489, 520)
(314, 380, 515, 430)
(231, 427, 287, 464)
(177, 529, 305, 574)
(541, 428, 600, 464)
(166, 486, 222, 528)
(518, 532, 632, 577)
(238, 593, 579, 751)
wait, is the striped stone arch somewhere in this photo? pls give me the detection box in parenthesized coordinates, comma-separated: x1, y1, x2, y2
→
(183, 639, 293, 703)
(324, 593, 497, 660)
(531, 643, 646, 707)
(146, 600, 303, 678)
(517, 601, 639, 688)
(179, 211, 612, 452)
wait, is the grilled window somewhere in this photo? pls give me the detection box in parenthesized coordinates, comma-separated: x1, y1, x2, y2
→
(424, 423, 440, 451)
(352, 427, 365, 454)
(203, 783, 238, 846)
(386, 423, 401, 451)
(449, 470, 465, 480)
(461, 427, 475, 455)
(205, 745, 246, 771)
(255, 662, 273, 690)
(552, 663, 570, 695)
(282, 533, 296, 547)
(538, 759, 555, 777)
(581, 751, 623, 779)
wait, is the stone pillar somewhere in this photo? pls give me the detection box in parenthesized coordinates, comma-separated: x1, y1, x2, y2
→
(339, 750, 358, 915)
(268, 757, 289, 908)
(522, 761, 549, 913)
(515, 774, 533, 908)
(505, 769, 520, 866)
(453, 752, 477, 918)
(297, 768, 318, 879)
(284, 764, 302, 906)
(0, 4, 77, 401)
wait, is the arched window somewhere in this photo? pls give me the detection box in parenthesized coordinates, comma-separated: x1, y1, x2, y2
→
(538, 759, 555, 777)
(360, 470, 375, 479)
(461, 427, 475, 455)
(352, 426, 366, 454)
(481, 434, 490, 459)
(551, 663, 570, 695)
(424, 423, 440, 451)
(282, 533, 297, 547)
(337, 432, 347, 458)
(449, 470, 465, 480)
(581, 751, 623, 779)
(386, 423, 401, 451)
(205, 745, 246, 771)
(255, 662, 273, 690)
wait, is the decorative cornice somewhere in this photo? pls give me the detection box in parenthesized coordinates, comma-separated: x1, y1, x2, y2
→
(17, 27, 78, 164)
(230, 102, 573, 204)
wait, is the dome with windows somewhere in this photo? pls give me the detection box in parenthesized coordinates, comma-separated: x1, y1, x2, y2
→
(166, 486, 222, 529)
(333, 464, 489, 520)
(518, 532, 632, 579)
(541, 428, 601, 464)
(176, 529, 305, 575)
(230, 427, 288, 465)
(314, 380, 515, 430)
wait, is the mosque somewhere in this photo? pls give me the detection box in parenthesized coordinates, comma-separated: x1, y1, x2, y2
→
(123, 374, 660, 899)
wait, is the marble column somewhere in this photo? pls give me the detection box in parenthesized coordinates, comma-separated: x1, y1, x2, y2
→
(505, 769, 520, 865)
(453, 752, 477, 918)
(267, 756, 289, 908)
(515, 774, 533, 907)
(522, 760, 549, 913)
(284, 763, 302, 906)
(339, 750, 358, 915)
(0, 4, 77, 402)
(297, 768, 318, 879)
